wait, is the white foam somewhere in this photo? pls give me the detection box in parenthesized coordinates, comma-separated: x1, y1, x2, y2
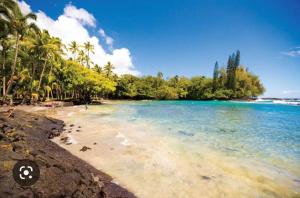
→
(66, 135, 77, 144)
(121, 138, 131, 146)
(67, 112, 74, 117)
(273, 100, 300, 106)
(116, 132, 125, 138)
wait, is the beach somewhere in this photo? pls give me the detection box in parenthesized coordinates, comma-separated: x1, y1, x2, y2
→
(1, 100, 300, 198)
(31, 101, 300, 198)
(0, 108, 135, 197)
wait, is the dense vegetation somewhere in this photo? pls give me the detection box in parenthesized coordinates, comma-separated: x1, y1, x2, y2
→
(0, 1, 264, 104)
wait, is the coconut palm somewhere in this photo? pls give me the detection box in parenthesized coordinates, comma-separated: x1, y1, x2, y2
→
(2, 4, 39, 101)
(35, 31, 63, 92)
(77, 49, 86, 65)
(83, 41, 94, 68)
(68, 41, 79, 60)
(104, 61, 114, 77)
(0, 0, 17, 97)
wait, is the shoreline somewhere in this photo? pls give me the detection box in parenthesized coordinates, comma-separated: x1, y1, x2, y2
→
(39, 103, 300, 198)
(0, 109, 136, 197)
(1, 101, 299, 197)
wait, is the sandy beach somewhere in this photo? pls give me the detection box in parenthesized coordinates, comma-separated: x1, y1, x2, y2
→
(26, 102, 300, 198)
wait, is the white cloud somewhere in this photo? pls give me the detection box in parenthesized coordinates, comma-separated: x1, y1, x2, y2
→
(18, 0, 31, 15)
(99, 28, 114, 49)
(282, 46, 300, 57)
(63, 4, 96, 27)
(282, 90, 300, 95)
(18, 1, 139, 75)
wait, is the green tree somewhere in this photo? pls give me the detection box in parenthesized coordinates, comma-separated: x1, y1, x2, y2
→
(83, 41, 94, 68)
(68, 41, 79, 60)
(212, 61, 219, 92)
(103, 61, 114, 78)
(3, 5, 39, 101)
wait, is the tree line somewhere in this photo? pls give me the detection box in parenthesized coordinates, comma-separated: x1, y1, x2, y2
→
(0, 0, 264, 104)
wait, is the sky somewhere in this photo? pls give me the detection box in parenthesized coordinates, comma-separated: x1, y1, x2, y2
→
(20, 0, 300, 98)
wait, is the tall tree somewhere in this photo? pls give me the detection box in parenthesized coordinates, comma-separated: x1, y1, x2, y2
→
(103, 61, 114, 78)
(68, 41, 79, 60)
(226, 55, 232, 89)
(235, 50, 240, 68)
(77, 49, 86, 65)
(212, 61, 219, 92)
(3, 5, 39, 101)
(83, 41, 94, 68)
(36, 31, 63, 92)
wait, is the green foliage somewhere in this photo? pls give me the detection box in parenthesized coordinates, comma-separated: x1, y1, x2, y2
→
(0, 2, 265, 102)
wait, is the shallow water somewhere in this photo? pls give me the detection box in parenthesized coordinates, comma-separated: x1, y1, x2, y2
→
(51, 101, 300, 198)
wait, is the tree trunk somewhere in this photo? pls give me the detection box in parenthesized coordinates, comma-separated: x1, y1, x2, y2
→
(4, 33, 20, 101)
(37, 60, 47, 92)
(50, 89, 53, 99)
(29, 63, 36, 96)
(2, 51, 6, 97)
(47, 89, 50, 100)
(87, 50, 90, 68)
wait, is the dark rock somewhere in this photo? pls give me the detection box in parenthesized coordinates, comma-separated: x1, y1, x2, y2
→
(60, 137, 69, 143)
(80, 146, 91, 152)
(0, 109, 136, 198)
(70, 124, 74, 127)
(93, 142, 97, 145)
(201, 175, 211, 180)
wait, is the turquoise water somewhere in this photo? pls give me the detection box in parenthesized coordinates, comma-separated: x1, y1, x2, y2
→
(111, 101, 300, 171)
(53, 100, 300, 197)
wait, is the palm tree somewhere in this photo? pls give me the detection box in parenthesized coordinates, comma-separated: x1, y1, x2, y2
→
(0, 0, 17, 98)
(68, 41, 79, 60)
(0, 25, 10, 97)
(93, 64, 102, 74)
(77, 49, 86, 65)
(103, 61, 114, 77)
(83, 41, 94, 68)
(35, 31, 63, 92)
(3, 5, 39, 101)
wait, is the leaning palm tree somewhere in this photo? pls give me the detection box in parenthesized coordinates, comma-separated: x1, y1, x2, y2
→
(36, 31, 63, 92)
(68, 41, 79, 60)
(83, 41, 94, 68)
(3, 5, 39, 101)
(0, 0, 17, 98)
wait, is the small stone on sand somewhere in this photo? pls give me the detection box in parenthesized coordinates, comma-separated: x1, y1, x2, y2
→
(201, 175, 211, 180)
(80, 146, 91, 152)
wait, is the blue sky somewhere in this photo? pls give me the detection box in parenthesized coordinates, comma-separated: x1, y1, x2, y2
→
(24, 0, 300, 97)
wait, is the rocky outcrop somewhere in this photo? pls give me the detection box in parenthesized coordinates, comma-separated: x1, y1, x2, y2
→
(0, 109, 135, 198)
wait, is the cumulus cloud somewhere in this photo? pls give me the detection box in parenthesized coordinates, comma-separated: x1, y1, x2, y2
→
(18, 1, 140, 75)
(63, 4, 96, 27)
(98, 28, 114, 49)
(18, 0, 31, 15)
(282, 46, 300, 57)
